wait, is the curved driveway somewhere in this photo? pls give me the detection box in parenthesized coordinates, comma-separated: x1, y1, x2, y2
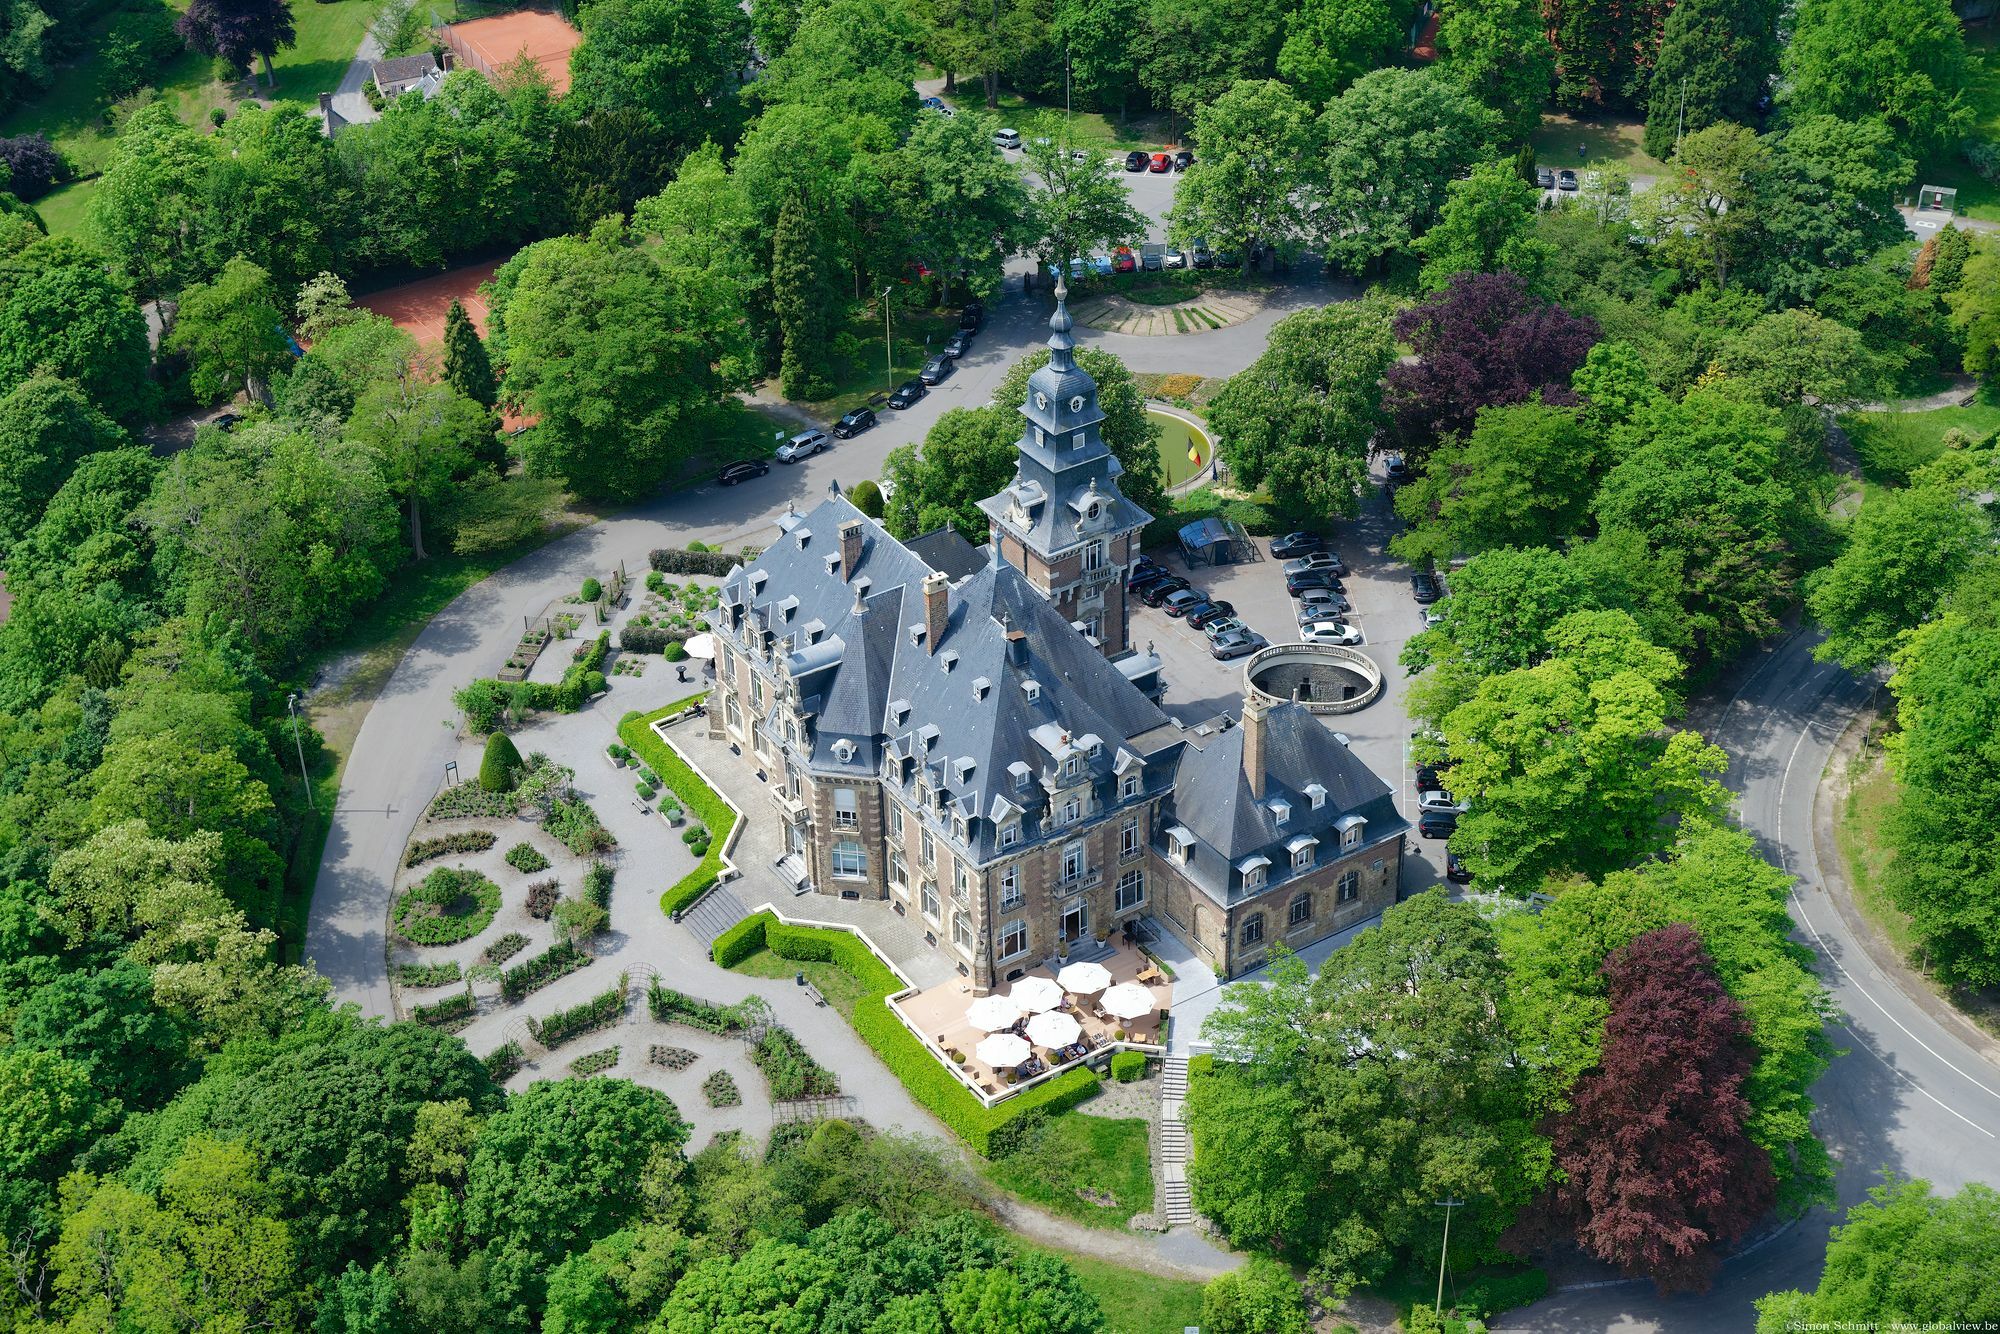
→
(1503, 631, 2000, 1330)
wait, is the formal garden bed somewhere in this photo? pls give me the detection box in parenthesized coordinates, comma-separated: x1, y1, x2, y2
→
(406, 829, 497, 867)
(650, 1045, 699, 1071)
(618, 699, 741, 918)
(393, 867, 501, 946)
(703, 1070, 742, 1108)
(527, 975, 629, 1049)
(569, 1045, 619, 1077)
(505, 842, 551, 873)
(395, 960, 463, 988)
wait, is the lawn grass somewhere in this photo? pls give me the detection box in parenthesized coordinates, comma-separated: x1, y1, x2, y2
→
(1912, 28, 2000, 221)
(1840, 385, 2000, 486)
(1835, 733, 1918, 961)
(732, 944, 874, 1016)
(1532, 110, 1667, 175)
(1013, 1241, 1207, 1334)
(28, 177, 102, 237)
(787, 304, 961, 419)
(927, 75, 1171, 154)
(1150, 408, 1210, 487)
(982, 1112, 1154, 1228)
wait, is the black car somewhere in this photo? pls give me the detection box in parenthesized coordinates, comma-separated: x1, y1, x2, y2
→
(959, 301, 984, 332)
(1162, 588, 1208, 618)
(1128, 566, 1182, 591)
(1418, 810, 1458, 839)
(833, 407, 877, 438)
(1445, 851, 1472, 883)
(887, 379, 927, 409)
(1414, 763, 1443, 793)
(1186, 599, 1235, 629)
(918, 356, 953, 386)
(1138, 579, 1191, 607)
(1269, 531, 1325, 559)
(1132, 555, 1165, 579)
(715, 458, 770, 486)
(942, 330, 973, 360)
(1412, 572, 1443, 604)
(1285, 569, 1344, 596)
(1172, 148, 1193, 171)
(1124, 150, 1148, 172)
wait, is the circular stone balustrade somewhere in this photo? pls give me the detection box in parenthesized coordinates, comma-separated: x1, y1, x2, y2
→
(1242, 643, 1383, 714)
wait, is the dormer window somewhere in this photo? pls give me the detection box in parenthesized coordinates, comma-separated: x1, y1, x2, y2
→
(1010, 762, 1031, 792)
(1064, 755, 1081, 778)
(1288, 834, 1318, 870)
(832, 739, 856, 763)
(940, 650, 959, 672)
(1120, 773, 1140, 799)
(1022, 679, 1042, 703)
(1305, 782, 1327, 810)
(1236, 853, 1272, 890)
(1001, 821, 1020, 848)
(1267, 799, 1291, 827)
(1336, 813, 1368, 849)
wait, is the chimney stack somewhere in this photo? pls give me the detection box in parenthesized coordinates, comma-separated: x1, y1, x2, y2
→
(921, 571, 949, 654)
(837, 519, 863, 582)
(1005, 629, 1028, 667)
(1241, 693, 1269, 799)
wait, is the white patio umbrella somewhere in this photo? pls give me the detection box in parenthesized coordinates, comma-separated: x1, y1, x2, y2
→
(1056, 960, 1113, 994)
(682, 633, 717, 660)
(974, 1033, 1030, 1067)
(1009, 976, 1065, 1013)
(1026, 1010, 1081, 1049)
(964, 994, 1023, 1032)
(1100, 982, 1155, 1021)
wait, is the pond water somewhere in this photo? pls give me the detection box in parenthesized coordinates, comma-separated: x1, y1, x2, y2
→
(1149, 408, 1211, 488)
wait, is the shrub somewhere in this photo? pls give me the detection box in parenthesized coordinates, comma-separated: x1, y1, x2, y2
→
(1111, 1051, 1147, 1083)
(393, 867, 501, 946)
(412, 989, 475, 1030)
(649, 547, 742, 577)
(547, 797, 614, 855)
(525, 879, 560, 919)
(649, 1045, 698, 1070)
(580, 577, 603, 602)
(396, 960, 463, 988)
(752, 1026, 841, 1100)
(618, 703, 740, 918)
(429, 784, 516, 820)
(553, 897, 608, 943)
(405, 829, 496, 867)
(500, 938, 593, 1001)
(0, 134, 69, 201)
(480, 732, 523, 791)
(504, 842, 550, 874)
(1458, 1267, 1550, 1318)
(647, 983, 762, 1033)
(528, 974, 628, 1048)
(483, 932, 529, 964)
(455, 679, 510, 733)
(716, 913, 1101, 1155)
(620, 623, 687, 654)
(569, 1046, 618, 1077)
(849, 478, 884, 518)
(581, 861, 615, 909)
(646, 570, 667, 592)
(664, 641, 688, 662)
(703, 1070, 742, 1107)
(483, 1041, 525, 1082)
(1965, 138, 2000, 185)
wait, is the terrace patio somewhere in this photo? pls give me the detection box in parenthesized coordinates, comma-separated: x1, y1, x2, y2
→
(889, 940, 1174, 1105)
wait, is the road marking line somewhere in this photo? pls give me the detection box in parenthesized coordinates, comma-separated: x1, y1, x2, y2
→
(1774, 686, 2000, 1134)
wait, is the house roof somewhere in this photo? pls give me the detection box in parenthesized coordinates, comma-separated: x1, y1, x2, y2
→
(371, 53, 440, 87)
(907, 526, 987, 582)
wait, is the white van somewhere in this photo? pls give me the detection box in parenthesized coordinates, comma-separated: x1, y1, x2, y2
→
(993, 127, 1022, 150)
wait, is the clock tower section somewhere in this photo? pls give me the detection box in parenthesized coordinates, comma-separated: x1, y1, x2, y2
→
(978, 282, 1152, 659)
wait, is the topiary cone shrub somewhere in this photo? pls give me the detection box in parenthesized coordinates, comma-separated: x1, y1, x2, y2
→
(480, 732, 522, 792)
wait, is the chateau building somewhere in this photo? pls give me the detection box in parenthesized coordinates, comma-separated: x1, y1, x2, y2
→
(707, 288, 1406, 984)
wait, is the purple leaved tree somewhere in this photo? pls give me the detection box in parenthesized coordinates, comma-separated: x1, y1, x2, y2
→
(177, 0, 297, 89)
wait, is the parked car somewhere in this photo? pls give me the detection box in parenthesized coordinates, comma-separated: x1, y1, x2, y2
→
(936, 104, 956, 118)
(1557, 168, 1579, 191)
(1132, 555, 1165, 578)
(1384, 452, 1416, 485)
(1164, 248, 1187, 269)
(1414, 764, 1443, 792)
(1210, 629, 1266, 660)
(942, 330, 973, 359)
(1300, 620, 1364, 646)
(1201, 616, 1248, 642)
(1283, 552, 1347, 577)
(1088, 254, 1115, 276)
(715, 458, 770, 486)
(1296, 592, 1351, 622)
(833, 407, 877, 438)
(1535, 166, 1555, 189)
(918, 356, 953, 386)
(212, 411, 242, 433)
(1269, 531, 1324, 559)
(1186, 599, 1236, 629)
(1445, 851, 1472, 883)
(1418, 789, 1465, 814)
(993, 127, 1022, 150)
(959, 301, 984, 332)
(921, 96, 945, 111)
(1128, 569, 1185, 596)
(887, 379, 927, 409)
(1162, 588, 1209, 618)
(1149, 152, 1171, 173)
(1418, 810, 1458, 839)
(1411, 571, 1443, 604)
(1139, 579, 1191, 607)
(1173, 148, 1193, 171)
(1141, 244, 1165, 272)
(1067, 257, 1088, 280)
(1285, 569, 1344, 596)
(776, 428, 831, 463)
(1125, 150, 1149, 172)
(1112, 247, 1137, 273)
(1190, 240, 1214, 268)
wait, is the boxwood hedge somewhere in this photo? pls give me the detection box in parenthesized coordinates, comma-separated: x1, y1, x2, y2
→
(618, 699, 739, 919)
(713, 912, 1099, 1156)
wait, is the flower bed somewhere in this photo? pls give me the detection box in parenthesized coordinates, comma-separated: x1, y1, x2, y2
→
(394, 867, 501, 946)
(528, 974, 628, 1049)
(500, 938, 593, 1002)
(412, 989, 475, 1030)
(751, 1025, 841, 1101)
(484, 1041, 525, 1082)
(525, 878, 560, 919)
(483, 932, 529, 965)
(547, 797, 614, 855)
(405, 830, 497, 867)
(569, 1046, 619, 1077)
(703, 1070, 742, 1107)
(396, 961, 463, 989)
(646, 982, 758, 1033)
(581, 861, 615, 909)
(714, 914, 1100, 1156)
(428, 785, 517, 821)
(649, 1045, 698, 1070)
(617, 700, 739, 919)
(504, 842, 551, 874)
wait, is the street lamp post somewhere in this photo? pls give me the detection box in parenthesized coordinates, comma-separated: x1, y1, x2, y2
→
(1434, 1198, 1465, 1315)
(287, 693, 314, 811)
(882, 286, 895, 394)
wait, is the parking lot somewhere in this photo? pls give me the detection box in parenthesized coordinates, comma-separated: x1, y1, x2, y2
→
(1130, 474, 1448, 894)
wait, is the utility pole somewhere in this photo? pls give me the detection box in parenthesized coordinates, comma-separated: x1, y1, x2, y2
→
(287, 693, 314, 811)
(1435, 1198, 1465, 1315)
(881, 286, 895, 394)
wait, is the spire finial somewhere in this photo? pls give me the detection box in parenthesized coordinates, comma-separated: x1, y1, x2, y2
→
(1047, 276, 1076, 364)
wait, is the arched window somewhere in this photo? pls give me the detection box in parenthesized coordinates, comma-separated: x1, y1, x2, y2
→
(1241, 913, 1264, 946)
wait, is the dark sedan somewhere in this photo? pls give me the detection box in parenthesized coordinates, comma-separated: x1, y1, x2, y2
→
(833, 407, 876, 438)
(1124, 150, 1148, 172)
(1128, 568, 1184, 594)
(959, 301, 984, 332)
(1418, 810, 1458, 839)
(1285, 569, 1344, 596)
(918, 356, 953, 386)
(1412, 571, 1443, 604)
(887, 379, 927, 409)
(1269, 531, 1324, 559)
(1138, 579, 1191, 608)
(1186, 599, 1236, 629)
(1445, 851, 1472, 883)
(1173, 148, 1193, 171)
(1161, 588, 1208, 618)
(942, 330, 973, 360)
(715, 458, 770, 486)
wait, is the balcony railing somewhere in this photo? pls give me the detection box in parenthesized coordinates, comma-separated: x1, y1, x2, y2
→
(1051, 866, 1102, 897)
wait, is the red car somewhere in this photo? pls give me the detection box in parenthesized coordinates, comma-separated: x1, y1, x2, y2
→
(1112, 247, 1136, 273)
(1149, 152, 1171, 173)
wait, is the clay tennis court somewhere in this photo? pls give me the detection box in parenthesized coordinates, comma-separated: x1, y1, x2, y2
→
(438, 9, 582, 95)
(355, 258, 503, 346)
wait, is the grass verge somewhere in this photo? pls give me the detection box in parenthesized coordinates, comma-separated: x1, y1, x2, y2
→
(1530, 110, 1666, 174)
(1834, 729, 1919, 961)
(785, 304, 961, 420)
(1013, 1240, 1207, 1334)
(1840, 386, 2000, 486)
(982, 1113, 1154, 1228)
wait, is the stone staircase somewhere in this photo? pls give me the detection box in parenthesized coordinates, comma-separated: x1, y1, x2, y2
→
(680, 884, 748, 946)
(1158, 1054, 1194, 1226)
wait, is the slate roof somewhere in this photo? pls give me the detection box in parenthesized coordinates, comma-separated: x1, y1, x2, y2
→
(372, 54, 440, 90)
(907, 526, 987, 582)
(1164, 704, 1406, 904)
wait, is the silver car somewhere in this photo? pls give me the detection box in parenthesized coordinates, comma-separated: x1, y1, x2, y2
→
(776, 428, 830, 463)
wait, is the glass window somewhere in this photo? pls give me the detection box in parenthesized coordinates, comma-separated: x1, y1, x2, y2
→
(1001, 821, 1020, 848)
(1241, 913, 1264, 946)
(1115, 869, 1144, 913)
(1120, 773, 1140, 799)
(952, 913, 973, 951)
(1062, 797, 1080, 824)
(1245, 865, 1265, 890)
(1121, 818, 1140, 858)
(921, 881, 939, 921)
(833, 787, 858, 829)
(1339, 871, 1360, 903)
(832, 839, 865, 879)
(1293, 844, 1313, 870)
(1062, 842, 1085, 881)
(889, 802, 904, 838)
(1000, 865, 1022, 909)
(999, 918, 1028, 959)
(1065, 756, 1081, 777)
(1084, 541, 1105, 571)
(889, 851, 907, 890)
(1342, 824, 1362, 848)
(920, 827, 934, 868)
(952, 859, 969, 905)
(751, 675, 764, 705)
(1289, 894, 1312, 927)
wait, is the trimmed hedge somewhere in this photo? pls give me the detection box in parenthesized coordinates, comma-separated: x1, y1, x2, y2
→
(751, 1025, 841, 1100)
(528, 974, 628, 1049)
(617, 701, 739, 918)
(649, 547, 743, 577)
(395, 960, 463, 989)
(1110, 1050, 1147, 1082)
(405, 829, 496, 867)
(500, 938, 593, 1001)
(716, 913, 1100, 1156)
(483, 1041, 525, 1082)
(412, 989, 475, 1030)
(619, 624, 688, 654)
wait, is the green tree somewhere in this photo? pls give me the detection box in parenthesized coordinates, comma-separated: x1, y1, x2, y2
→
(165, 256, 291, 405)
(1433, 0, 1552, 143)
(1200, 1256, 1311, 1334)
(1642, 0, 1779, 160)
(9, 959, 188, 1110)
(1204, 296, 1397, 519)
(1316, 68, 1495, 272)
(1742, 116, 1914, 305)
(879, 108, 1027, 302)
(1168, 79, 1319, 268)
(770, 195, 837, 400)
(568, 0, 750, 150)
(1782, 0, 1969, 161)
(480, 731, 522, 792)
(847, 478, 885, 519)
(1051, 0, 1146, 119)
(1020, 123, 1146, 272)
(880, 406, 1016, 539)
(1136, 0, 1283, 124)
(1392, 401, 1596, 566)
(1276, 0, 1401, 106)
(203, 103, 350, 295)
(1809, 483, 1990, 673)
(443, 297, 498, 409)
(1631, 121, 1765, 290)
(85, 101, 215, 309)
(1707, 308, 1879, 412)
(1945, 235, 2000, 376)
(0, 1048, 107, 1245)
(0, 371, 126, 547)
(348, 367, 491, 559)
(1439, 610, 1727, 888)
(0, 235, 153, 422)
(1402, 545, 1594, 725)
(1416, 156, 1552, 291)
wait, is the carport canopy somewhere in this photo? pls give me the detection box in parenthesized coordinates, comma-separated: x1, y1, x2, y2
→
(1178, 517, 1236, 566)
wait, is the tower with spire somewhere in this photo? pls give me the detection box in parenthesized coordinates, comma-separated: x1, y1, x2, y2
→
(977, 281, 1152, 659)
